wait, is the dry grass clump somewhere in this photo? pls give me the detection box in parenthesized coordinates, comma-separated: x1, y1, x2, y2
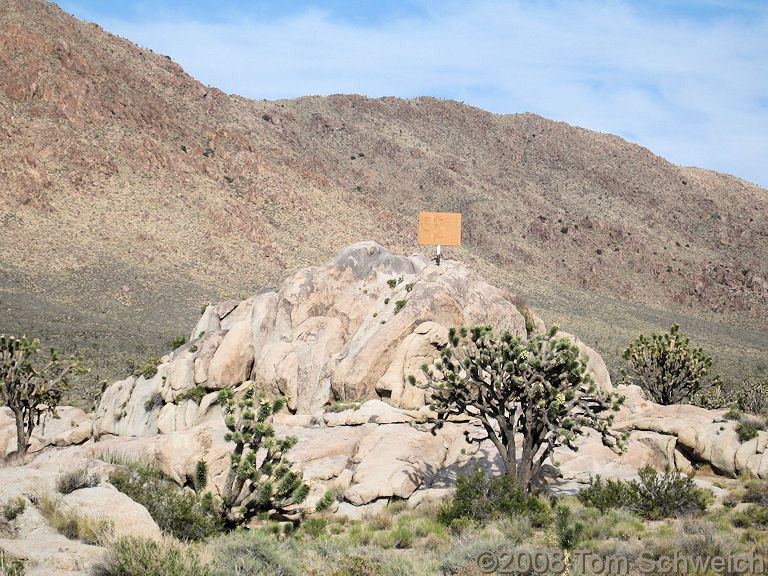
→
(92, 536, 210, 576)
(32, 489, 112, 545)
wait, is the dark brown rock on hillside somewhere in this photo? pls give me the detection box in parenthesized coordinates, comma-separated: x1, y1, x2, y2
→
(0, 0, 765, 395)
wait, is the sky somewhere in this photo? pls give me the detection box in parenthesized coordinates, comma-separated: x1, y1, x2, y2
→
(56, 1, 768, 189)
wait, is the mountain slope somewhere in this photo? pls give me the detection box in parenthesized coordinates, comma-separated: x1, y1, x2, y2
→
(1, 0, 766, 401)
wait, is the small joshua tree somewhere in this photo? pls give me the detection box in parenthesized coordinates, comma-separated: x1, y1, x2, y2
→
(218, 384, 309, 526)
(423, 325, 624, 494)
(0, 335, 81, 459)
(621, 324, 720, 405)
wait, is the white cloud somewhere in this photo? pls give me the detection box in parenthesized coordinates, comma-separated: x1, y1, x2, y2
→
(68, 1, 768, 187)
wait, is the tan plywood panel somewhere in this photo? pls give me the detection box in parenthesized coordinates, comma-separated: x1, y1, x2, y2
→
(418, 212, 462, 246)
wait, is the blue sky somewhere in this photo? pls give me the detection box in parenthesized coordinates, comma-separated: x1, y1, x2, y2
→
(57, 1, 768, 188)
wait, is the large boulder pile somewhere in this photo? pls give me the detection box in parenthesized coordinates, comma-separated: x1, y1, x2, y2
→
(93, 241, 558, 436)
(88, 242, 768, 485)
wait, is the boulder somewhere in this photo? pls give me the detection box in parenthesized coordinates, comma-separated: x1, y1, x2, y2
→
(194, 330, 226, 385)
(0, 506, 103, 575)
(343, 424, 446, 505)
(155, 432, 205, 485)
(323, 399, 421, 426)
(209, 321, 255, 389)
(59, 485, 162, 541)
(162, 348, 195, 402)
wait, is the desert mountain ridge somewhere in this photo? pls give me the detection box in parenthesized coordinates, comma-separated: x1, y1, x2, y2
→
(0, 0, 766, 399)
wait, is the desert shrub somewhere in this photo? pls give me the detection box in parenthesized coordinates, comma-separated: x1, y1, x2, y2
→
(579, 467, 709, 519)
(390, 525, 414, 548)
(108, 462, 221, 541)
(732, 505, 768, 528)
(368, 510, 393, 531)
(333, 555, 383, 576)
(169, 336, 186, 351)
(738, 424, 759, 442)
(736, 380, 768, 415)
(723, 493, 739, 508)
(579, 475, 638, 512)
(175, 386, 207, 403)
(394, 299, 406, 312)
(1, 497, 26, 521)
(348, 524, 373, 546)
(325, 400, 361, 413)
(0, 550, 24, 576)
(436, 467, 551, 527)
(438, 535, 516, 576)
(57, 466, 100, 494)
(302, 516, 327, 538)
(633, 466, 710, 518)
(711, 379, 768, 414)
(92, 536, 210, 576)
(372, 530, 397, 549)
(135, 356, 162, 380)
(743, 480, 768, 506)
(209, 529, 302, 576)
(654, 519, 734, 562)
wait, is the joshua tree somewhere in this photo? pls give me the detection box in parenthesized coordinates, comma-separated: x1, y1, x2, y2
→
(218, 384, 309, 526)
(621, 324, 720, 405)
(0, 335, 80, 458)
(422, 325, 624, 493)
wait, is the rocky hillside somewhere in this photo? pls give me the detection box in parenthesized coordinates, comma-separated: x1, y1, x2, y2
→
(0, 0, 766, 396)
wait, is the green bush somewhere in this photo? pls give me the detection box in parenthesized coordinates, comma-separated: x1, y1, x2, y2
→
(578, 475, 638, 513)
(394, 300, 406, 312)
(57, 466, 100, 494)
(302, 516, 327, 538)
(92, 536, 210, 576)
(333, 555, 383, 576)
(108, 461, 222, 541)
(633, 466, 710, 518)
(175, 386, 208, 403)
(135, 356, 162, 380)
(209, 529, 302, 576)
(436, 467, 551, 527)
(742, 480, 768, 506)
(731, 505, 768, 528)
(579, 466, 709, 519)
(2, 497, 26, 521)
(169, 336, 187, 351)
(738, 424, 759, 442)
(390, 525, 414, 548)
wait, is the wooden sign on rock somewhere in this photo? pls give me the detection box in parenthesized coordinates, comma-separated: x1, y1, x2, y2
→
(417, 212, 462, 246)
